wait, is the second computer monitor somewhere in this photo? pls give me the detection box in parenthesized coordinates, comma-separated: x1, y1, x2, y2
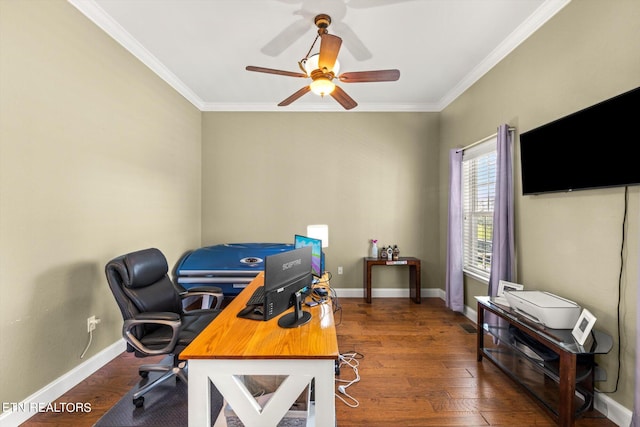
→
(263, 246, 313, 321)
(294, 234, 323, 278)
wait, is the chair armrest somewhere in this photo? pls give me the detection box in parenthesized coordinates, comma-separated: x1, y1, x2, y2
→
(133, 312, 181, 321)
(180, 287, 224, 310)
(123, 312, 181, 356)
(181, 286, 222, 294)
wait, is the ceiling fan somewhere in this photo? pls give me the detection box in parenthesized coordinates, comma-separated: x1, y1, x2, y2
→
(246, 14, 400, 110)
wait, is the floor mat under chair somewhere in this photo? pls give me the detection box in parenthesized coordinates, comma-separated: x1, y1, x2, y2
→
(94, 366, 223, 427)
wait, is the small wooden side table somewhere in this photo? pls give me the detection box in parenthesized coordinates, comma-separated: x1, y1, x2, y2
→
(363, 257, 421, 304)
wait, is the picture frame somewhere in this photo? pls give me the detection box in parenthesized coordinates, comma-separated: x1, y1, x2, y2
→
(572, 308, 597, 345)
(497, 280, 524, 297)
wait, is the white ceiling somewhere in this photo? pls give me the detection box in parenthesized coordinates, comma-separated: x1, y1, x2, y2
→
(69, 0, 571, 112)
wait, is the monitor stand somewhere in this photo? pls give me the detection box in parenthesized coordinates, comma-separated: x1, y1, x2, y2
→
(278, 291, 311, 328)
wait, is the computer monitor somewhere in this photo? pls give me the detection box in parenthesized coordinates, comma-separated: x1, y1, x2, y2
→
(294, 234, 324, 278)
(263, 246, 313, 327)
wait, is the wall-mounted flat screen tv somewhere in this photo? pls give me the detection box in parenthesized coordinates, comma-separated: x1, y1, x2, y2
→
(520, 86, 640, 195)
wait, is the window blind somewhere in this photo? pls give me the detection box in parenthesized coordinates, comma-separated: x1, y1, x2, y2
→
(462, 137, 497, 281)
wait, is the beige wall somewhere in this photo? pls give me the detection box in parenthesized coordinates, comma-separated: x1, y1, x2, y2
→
(0, 0, 202, 406)
(201, 112, 440, 290)
(2, 0, 638, 419)
(439, 0, 639, 409)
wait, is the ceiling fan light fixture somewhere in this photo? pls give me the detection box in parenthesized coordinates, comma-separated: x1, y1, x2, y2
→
(245, 13, 399, 110)
(310, 77, 335, 97)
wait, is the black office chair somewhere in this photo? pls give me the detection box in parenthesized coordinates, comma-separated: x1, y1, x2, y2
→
(105, 247, 223, 407)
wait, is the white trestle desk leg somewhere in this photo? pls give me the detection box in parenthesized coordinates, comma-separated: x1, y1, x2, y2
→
(188, 360, 212, 427)
(310, 359, 336, 427)
(188, 359, 335, 427)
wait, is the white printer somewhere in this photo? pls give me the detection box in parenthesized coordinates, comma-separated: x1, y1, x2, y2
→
(504, 291, 581, 329)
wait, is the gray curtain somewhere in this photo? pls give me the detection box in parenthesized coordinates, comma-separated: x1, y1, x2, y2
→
(487, 124, 515, 297)
(633, 194, 640, 426)
(445, 149, 464, 312)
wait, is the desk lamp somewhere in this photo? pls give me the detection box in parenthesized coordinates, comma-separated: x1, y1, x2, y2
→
(307, 224, 329, 248)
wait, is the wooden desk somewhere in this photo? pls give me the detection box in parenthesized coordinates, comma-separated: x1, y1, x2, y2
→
(180, 272, 339, 427)
(363, 257, 421, 303)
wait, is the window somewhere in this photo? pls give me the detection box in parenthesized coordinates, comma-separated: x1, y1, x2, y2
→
(462, 138, 497, 281)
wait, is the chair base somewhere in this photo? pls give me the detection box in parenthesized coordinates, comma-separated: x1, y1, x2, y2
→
(132, 360, 188, 407)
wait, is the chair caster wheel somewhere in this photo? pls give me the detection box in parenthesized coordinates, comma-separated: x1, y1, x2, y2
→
(139, 371, 148, 378)
(133, 396, 144, 407)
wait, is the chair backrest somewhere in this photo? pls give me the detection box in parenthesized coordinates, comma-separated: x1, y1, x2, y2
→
(105, 248, 183, 323)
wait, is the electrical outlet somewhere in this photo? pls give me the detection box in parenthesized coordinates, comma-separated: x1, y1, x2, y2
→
(87, 315, 100, 333)
(337, 266, 343, 275)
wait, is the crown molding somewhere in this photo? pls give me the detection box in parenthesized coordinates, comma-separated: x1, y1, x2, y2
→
(199, 102, 441, 113)
(67, 0, 206, 110)
(437, 0, 572, 110)
(68, 0, 570, 113)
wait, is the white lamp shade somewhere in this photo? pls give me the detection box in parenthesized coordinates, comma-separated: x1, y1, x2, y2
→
(307, 224, 329, 248)
(309, 77, 335, 96)
(303, 53, 340, 76)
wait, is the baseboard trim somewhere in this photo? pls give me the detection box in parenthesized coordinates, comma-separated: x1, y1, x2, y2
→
(0, 339, 126, 427)
(594, 391, 632, 427)
(333, 287, 445, 299)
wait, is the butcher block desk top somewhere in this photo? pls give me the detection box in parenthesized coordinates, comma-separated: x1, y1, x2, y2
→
(180, 272, 339, 360)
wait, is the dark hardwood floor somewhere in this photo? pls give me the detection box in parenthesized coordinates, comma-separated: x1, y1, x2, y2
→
(21, 297, 615, 427)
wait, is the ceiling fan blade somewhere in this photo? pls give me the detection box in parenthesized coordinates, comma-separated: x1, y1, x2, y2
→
(318, 34, 342, 71)
(330, 86, 358, 110)
(246, 66, 307, 78)
(278, 86, 311, 106)
(339, 69, 400, 83)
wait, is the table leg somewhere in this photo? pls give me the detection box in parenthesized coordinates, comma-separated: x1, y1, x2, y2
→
(363, 260, 372, 303)
(189, 359, 335, 427)
(313, 360, 336, 427)
(477, 303, 484, 362)
(409, 263, 421, 303)
(188, 361, 212, 427)
(558, 352, 577, 427)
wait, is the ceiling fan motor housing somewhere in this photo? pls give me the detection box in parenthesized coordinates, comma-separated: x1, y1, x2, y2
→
(310, 68, 334, 80)
(315, 14, 331, 34)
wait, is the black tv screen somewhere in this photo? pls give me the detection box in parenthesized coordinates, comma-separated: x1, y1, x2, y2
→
(520, 86, 640, 195)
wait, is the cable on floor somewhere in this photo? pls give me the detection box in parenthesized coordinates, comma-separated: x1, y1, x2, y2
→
(335, 351, 363, 408)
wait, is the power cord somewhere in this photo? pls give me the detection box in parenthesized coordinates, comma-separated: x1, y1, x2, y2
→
(601, 186, 628, 394)
(80, 329, 93, 359)
(335, 352, 363, 408)
(311, 271, 343, 324)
